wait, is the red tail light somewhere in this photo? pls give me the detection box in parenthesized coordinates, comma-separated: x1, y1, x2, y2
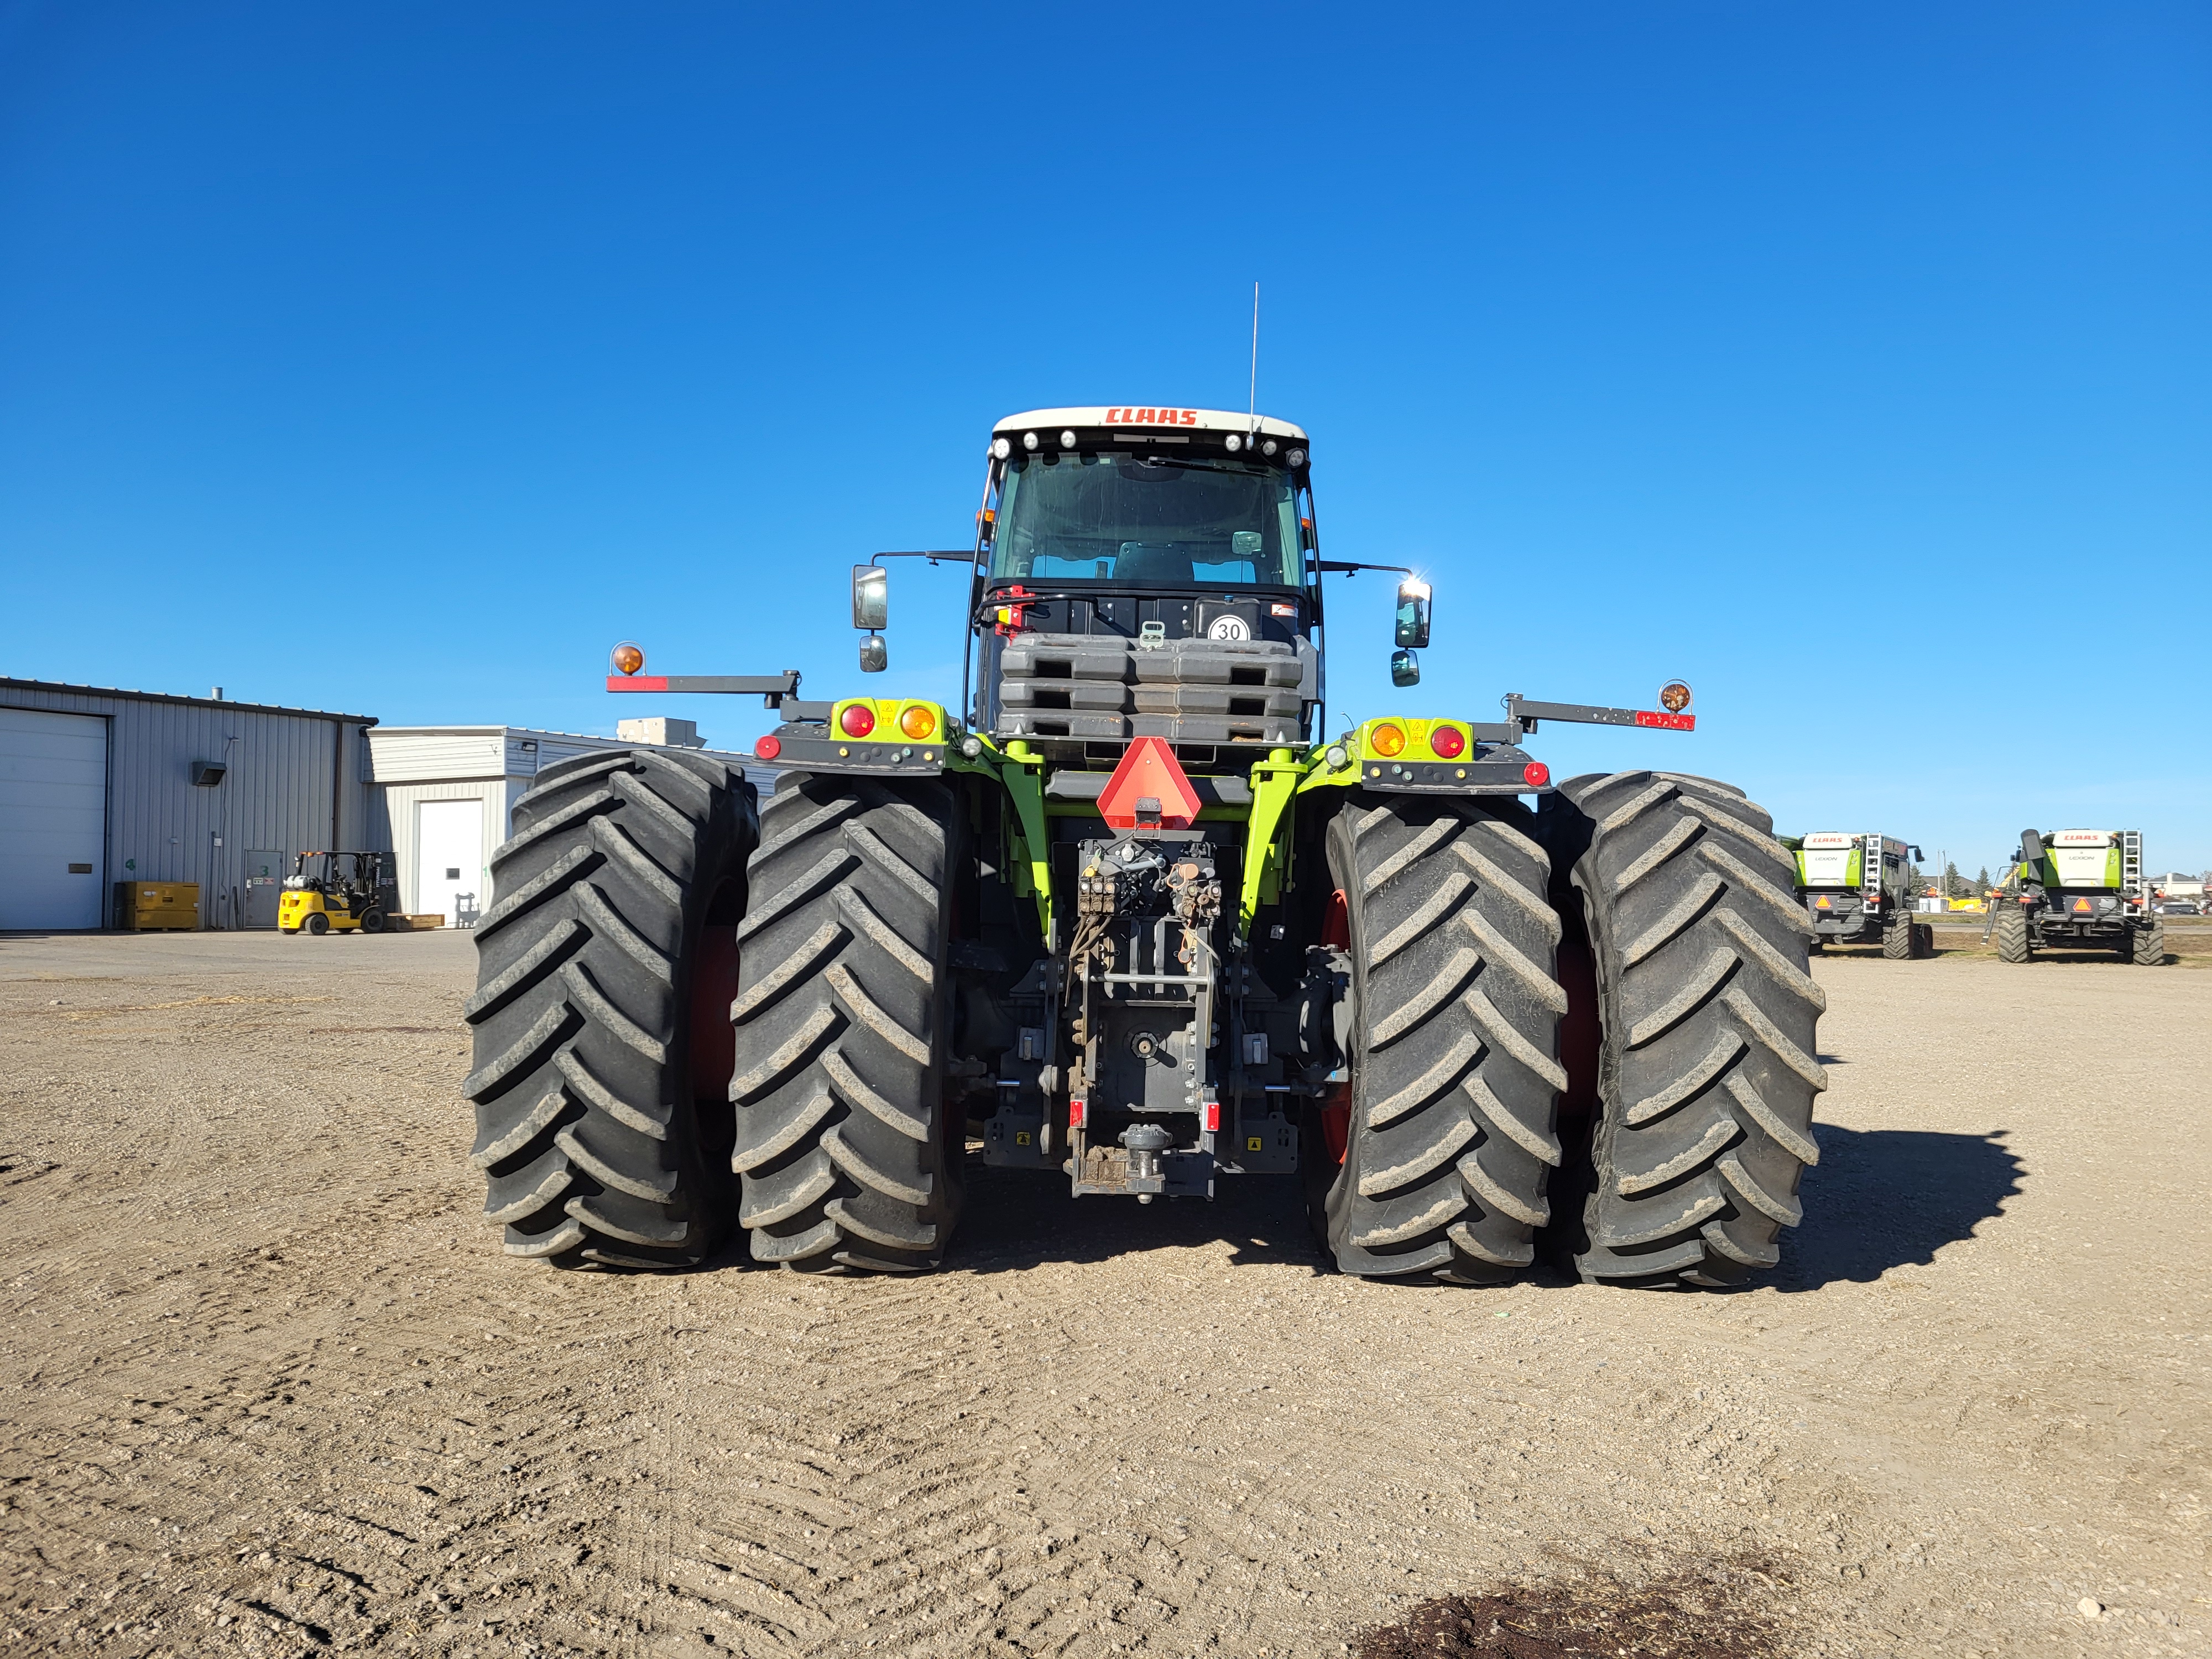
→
(1430, 726, 1466, 760)
(754, 734, 782, 761)
(839, 704, 876, 738)
(1523, 761, 1551, 787)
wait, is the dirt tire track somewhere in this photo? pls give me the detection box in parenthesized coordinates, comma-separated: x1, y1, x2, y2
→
(1, 932, 2205, 1657)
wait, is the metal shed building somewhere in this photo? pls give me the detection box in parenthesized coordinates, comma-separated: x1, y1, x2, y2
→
(0, 679, 378, 932)
(366, 727, 770, 925)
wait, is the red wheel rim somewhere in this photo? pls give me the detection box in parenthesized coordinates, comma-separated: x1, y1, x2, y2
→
(689, 921, 739, 1102)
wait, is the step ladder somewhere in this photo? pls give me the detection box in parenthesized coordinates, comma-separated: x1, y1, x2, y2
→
(2121, 830, 2143, 912)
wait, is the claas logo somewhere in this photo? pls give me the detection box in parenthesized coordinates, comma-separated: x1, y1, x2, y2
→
(1105, 407, 1199, 426)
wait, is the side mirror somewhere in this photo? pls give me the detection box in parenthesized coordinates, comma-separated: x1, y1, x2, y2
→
(1910, 845, 1925, 862)
(852, 564, 888, 631)
(1390, 648, 1420, 687)
(859, 635, 888, 673)
(1394, 579, 1431, 649)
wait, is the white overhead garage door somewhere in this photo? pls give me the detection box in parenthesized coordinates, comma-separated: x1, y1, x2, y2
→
(0, 708, 108, 931)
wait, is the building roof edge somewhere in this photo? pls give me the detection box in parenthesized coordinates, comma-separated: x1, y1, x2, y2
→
(0, 677, 379, 724)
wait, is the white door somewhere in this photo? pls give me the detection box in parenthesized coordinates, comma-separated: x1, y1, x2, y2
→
(0, 708, 107, 931)
(416, 798, 485, 925)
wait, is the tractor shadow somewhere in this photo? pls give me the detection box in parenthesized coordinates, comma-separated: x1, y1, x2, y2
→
(946, 1164, 1326, 1276)
(938, 1127, 2024, 1286)
(1771, 1124, 2023, 1290)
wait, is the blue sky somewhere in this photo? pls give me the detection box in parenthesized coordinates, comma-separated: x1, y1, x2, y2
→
(3, 3, 2206, 877)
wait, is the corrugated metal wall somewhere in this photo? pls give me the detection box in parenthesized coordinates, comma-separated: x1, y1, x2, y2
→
(0, 682, 374, 929)
(368, 732, 776, 919)
(364, 729, 508, 783)
(0, 691, 777, 932)
(368, 727, 696, 784)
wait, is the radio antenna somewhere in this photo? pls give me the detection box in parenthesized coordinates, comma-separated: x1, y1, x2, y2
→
(1248, 281, 1260, 434)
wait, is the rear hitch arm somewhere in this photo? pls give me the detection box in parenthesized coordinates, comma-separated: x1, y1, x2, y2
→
(606, 669, 832, 721)
(1467, 692, 1697, 743)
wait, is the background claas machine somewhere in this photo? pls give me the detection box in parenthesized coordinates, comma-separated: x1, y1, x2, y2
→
(279, 852, 399, 936)
(1988, 828, 2166, 966)
(1786, 832, 1932, 959)
(464, 404, 1827, 1291)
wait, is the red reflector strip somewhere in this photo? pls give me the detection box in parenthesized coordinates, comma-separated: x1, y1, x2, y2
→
(1068, 1098, 1086, 1129)
(607, 675, 669, 691)
(1202, 1101, 1220, 1131)
(1635, 709, 1696, 730)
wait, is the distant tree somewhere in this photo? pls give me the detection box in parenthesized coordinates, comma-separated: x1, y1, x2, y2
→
(1976, 865, 1991, 890)
(1943, 860, 1964, 898)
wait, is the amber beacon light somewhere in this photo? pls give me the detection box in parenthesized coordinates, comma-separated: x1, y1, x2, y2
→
(611, 641, 645, 676)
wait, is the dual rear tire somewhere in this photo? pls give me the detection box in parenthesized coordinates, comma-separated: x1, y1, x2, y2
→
(465, 758, 962, 1274)
(462, 748, 755, 1267)
(1307, 772, 1825, 1289)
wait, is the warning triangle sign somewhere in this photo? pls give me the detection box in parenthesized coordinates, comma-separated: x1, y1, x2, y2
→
(1097, 737, 1203, 831)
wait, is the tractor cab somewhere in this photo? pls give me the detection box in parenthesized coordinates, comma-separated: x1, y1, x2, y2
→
(964, 408, 1331, 764)
(279, 851, 399, 936)
(837, 407, 1423, 771)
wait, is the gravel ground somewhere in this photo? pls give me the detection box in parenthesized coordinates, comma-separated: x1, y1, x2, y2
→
(0, 928, 2204, 1658)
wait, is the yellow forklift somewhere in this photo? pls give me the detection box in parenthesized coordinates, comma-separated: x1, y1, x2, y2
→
(278, 851, 400, 936)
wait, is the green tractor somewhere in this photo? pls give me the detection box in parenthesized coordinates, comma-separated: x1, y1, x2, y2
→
(463, 405, 1825, 1289)
(1785, 832, 1931, 958)
(1989, 828, 2163, 965)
